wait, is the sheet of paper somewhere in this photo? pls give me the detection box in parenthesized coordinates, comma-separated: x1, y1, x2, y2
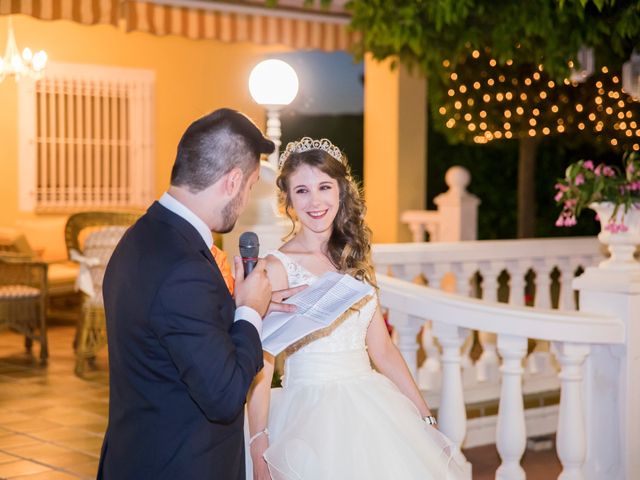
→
(261, 271, 374, 356)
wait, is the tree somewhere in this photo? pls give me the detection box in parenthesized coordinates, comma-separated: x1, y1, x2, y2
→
(433, 51, 640, 236)
(343, 0, 640, 237)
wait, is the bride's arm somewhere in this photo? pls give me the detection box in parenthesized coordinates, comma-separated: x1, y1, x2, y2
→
(247, 353, 275, 479)
(365, 303, 435, 420)
(246, 254, 290, 479)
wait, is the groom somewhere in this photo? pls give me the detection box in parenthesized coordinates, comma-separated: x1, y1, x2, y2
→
(98, 109, 285, 479)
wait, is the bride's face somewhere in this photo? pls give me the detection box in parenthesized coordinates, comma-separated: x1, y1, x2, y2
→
(288, 164, 340, 235)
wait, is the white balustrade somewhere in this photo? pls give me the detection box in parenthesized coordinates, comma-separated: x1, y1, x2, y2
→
(377, 273, 624, 480)
(373, 237, 602, 399)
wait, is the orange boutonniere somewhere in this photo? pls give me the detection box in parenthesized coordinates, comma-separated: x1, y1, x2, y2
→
(211, 246, 234, 295)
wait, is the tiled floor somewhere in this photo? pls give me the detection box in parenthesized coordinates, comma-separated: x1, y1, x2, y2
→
(0, 324, 108, 479)
(0, 323, 561, 479)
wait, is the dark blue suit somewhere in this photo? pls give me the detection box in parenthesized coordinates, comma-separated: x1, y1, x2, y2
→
(97, 202, 263, 480)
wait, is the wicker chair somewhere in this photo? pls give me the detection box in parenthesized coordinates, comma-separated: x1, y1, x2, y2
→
(65, 211, 140, 375)
(0, 253, 49, 364)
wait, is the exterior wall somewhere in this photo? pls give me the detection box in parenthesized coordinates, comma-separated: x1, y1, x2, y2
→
(0, 14, 288, 259)
(363, 54, 427, 243)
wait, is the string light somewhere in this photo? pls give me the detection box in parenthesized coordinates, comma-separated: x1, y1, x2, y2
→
(436, 52, 640, 149)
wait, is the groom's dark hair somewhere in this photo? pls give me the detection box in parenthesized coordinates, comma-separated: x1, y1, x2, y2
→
(171, 108, 275, 193)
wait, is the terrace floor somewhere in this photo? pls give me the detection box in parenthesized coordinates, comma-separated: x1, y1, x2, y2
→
(0, 322, 561, 479)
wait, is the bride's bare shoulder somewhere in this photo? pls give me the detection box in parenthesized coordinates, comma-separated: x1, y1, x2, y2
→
(264, 252, 289, 290)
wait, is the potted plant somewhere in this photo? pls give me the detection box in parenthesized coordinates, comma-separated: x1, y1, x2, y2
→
(555, 152, 640, 270)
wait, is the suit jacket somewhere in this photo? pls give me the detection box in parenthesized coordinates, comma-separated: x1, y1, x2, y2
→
(97, 202, 263, 480)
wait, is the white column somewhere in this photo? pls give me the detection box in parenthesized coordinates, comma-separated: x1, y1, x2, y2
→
(432, 322, 468, 449)
(496, 334, 527, 480)
(573, 268, 640, 480)
(433, 166, 480, 241)
(554, 342, 590, 480)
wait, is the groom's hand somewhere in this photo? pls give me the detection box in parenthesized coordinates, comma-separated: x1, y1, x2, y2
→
(266, 285, 307, 316)
(234, 257, 272, 317)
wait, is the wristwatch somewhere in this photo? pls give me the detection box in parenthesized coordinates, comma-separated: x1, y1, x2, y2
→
(423, 415, 438, 426)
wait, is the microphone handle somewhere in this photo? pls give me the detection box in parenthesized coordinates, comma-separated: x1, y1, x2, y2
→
(242, 257, 258, 278)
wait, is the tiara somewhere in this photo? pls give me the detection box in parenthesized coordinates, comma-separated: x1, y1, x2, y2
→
(278, 137, 344, 169)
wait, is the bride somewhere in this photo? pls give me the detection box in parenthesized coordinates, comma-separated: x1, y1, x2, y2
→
(246, 137, 467, 480)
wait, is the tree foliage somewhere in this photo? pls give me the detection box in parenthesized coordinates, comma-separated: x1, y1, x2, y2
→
(346, 0, 640, 80)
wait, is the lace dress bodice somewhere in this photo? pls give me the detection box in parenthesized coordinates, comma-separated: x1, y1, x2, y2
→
(267, 250, 377, 355)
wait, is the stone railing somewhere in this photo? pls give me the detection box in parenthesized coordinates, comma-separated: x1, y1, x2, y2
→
(373, 237, 602, 397)
(377, 273, 624, 480)
(401, 166, 480, 242)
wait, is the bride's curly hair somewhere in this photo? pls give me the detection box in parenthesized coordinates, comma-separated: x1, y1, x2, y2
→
(276, 149, 376, 286)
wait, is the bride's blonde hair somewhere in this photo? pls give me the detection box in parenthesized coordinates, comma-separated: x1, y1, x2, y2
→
(276, 148, 376, 286)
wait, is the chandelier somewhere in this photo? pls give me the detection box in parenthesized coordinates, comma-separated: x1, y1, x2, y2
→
(0, 17, 47, 83)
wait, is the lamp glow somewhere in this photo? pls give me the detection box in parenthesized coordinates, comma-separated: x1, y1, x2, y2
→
(249, 59, 299, 106)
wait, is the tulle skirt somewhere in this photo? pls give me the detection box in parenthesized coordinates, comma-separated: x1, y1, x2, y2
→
(246, 349, 468, 480)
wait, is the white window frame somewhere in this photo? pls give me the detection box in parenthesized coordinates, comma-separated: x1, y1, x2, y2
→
(18, 62, 155, 212)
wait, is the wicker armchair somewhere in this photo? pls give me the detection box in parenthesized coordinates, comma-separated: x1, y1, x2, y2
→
(65, 211, 140, 375)
(0, 253, 49, 364)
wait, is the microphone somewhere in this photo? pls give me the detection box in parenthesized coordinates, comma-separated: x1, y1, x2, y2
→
(239, 231, 260, 278)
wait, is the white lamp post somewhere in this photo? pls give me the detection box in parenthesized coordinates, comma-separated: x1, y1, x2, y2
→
(224, 59, 299, 259)
(249, 59, 299, 167)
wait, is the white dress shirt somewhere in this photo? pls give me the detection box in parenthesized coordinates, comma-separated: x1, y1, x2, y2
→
(158, 193, 262, 335)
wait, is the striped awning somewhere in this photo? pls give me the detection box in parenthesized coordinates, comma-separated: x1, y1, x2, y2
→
(125, 1, 359, 51)
(0, 0, 359, 51)
(0, 0, 120, 26)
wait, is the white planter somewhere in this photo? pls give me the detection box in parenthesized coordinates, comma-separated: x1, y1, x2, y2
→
(590, 202, 640, 270)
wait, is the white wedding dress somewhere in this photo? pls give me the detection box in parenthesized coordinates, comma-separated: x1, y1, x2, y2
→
(246, 250, 468, 480)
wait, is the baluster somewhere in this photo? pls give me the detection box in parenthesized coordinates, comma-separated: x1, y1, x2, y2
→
(408, 222, 426, 243)
(529, 260, 553, 375)
(558, 260, 577, 311)
(554, 342, 590, 480)
(418, 320, 441, 390)
(432, 322, 468, 450)
(450, 262, 475, 370)
(476, 262, 501, 382)
(496, 334, 527, 480)
(390, 311, 423, 380)
(533, 259, 552, 309)
(507, 260, 527, 306)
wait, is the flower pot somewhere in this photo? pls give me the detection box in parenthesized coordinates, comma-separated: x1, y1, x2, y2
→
(590, 202, 640, 270)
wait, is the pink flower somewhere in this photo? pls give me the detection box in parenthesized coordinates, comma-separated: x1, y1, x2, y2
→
(555, 216, 564, 227)
(564, 198, 577, 207)
(627, 162, 635, 174)
(575, 173, 585, 185)
(564, 216, 577, 227)
(554, 191, 564, 202)
(583, 160, 594, 170)
(603, 166, 615, 177)
(554, 183, 568, 192)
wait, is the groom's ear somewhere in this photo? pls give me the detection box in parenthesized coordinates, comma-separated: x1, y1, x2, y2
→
(222, 167, 244, 197)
